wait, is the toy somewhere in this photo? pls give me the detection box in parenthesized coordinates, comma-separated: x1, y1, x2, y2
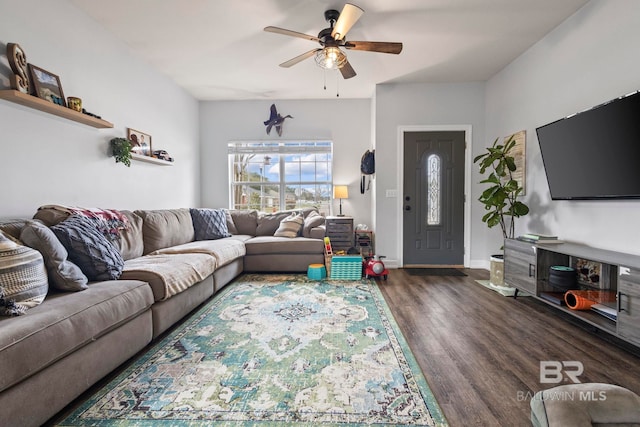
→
(364, 255, 389, 280)
(153, 150, 174, 162)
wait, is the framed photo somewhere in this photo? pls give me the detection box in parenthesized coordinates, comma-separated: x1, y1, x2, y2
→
(127, 128, 153, 157)
(571, 257, 615, 289)
(28, 64, 66, 107)
(505, 130, 526, 195)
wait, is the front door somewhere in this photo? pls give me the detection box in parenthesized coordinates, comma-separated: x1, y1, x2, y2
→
(403, 131, 465, 266)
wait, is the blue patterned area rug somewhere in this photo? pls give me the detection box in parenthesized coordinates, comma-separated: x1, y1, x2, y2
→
(57, 275, 448, 426)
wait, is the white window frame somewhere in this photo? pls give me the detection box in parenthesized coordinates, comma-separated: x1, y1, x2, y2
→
(228, 140, 333, 214)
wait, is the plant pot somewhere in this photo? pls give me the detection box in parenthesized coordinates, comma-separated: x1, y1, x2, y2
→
(489, 254, 505, 287)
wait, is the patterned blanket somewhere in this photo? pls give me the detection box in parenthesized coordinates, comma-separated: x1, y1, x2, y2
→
(38, 205, 128, 241)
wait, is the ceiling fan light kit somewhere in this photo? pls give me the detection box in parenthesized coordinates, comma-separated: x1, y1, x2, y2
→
(264, 3, 402, 84)
(315, 47, 347, 70)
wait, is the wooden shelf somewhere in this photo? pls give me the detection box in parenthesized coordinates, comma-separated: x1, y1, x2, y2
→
(0, 89, 113, 129)
(131, 153, 174, 166)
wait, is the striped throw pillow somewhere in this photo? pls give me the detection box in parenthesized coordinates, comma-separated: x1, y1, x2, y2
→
(0, 231, 48, 316)
(274, 213, 304, 238)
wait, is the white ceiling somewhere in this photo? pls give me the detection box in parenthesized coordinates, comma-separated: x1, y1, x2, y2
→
(70, 0, 589, 101)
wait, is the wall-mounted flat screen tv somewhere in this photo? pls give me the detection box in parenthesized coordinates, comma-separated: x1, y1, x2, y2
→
(536, 90, 640, 200)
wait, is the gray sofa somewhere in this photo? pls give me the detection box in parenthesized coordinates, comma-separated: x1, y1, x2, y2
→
(0, 207, 326, 426)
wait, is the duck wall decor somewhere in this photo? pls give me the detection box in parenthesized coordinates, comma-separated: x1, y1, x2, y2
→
(264, 104, 293, 137)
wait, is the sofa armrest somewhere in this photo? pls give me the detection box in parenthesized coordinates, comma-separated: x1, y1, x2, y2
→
(309, 225, 326, 239)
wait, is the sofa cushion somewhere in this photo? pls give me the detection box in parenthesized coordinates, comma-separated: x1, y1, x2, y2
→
(256, 211, 291, 236)
(0, 279, 153, 393)
(244, 236, 324, 255)
(0, 231, 48, 316)
(303, 211, 325, 238)
(190, 208, 231, 240)
(0, 219, 32, 241)
(151, 238, 246, 268)
(274, 212, 304, 238)
(116, 210, 144, 261)
(51, 215, 124, 281)
(32, 207, 69, 227)
(19, 221, 88, 292)
(225, 209, 238, 235)
(120, 253, 215, 301)
(135, 209, 194, 254)
(229, 210, 258, 236)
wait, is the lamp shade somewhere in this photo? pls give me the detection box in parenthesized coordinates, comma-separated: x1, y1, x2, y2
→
(334, 185, 349, 199)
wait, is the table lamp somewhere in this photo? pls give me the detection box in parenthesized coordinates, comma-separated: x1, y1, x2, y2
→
(333, 185, 349, 216)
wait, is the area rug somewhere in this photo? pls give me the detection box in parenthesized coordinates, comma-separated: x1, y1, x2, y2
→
(57, 274, 448, 426)
(404, 268, 466, 277)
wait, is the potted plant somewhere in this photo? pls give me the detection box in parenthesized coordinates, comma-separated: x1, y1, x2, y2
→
(110, 137, 132, 167)
(474, 135, 529, 289)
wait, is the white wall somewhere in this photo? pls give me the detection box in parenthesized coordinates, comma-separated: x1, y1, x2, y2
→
(0, 0, 199, 218)
(199, 99, 373, 227)
(486, 0, 640, 256)
(374, 82, 486, 266)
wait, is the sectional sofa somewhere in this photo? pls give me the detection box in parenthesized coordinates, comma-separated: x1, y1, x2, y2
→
(0, 207, 326, 426)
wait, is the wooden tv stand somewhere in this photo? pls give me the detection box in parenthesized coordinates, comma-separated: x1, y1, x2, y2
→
(504, 238, 640, 347)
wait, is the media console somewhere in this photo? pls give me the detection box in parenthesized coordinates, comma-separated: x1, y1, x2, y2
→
(504, 238, 640, 347)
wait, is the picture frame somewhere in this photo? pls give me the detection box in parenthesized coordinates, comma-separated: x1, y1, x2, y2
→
(127, 128, 153, 157)
(571, 257, 615, 289)
(505, 130, 526, 196)
(28, 64, 66, 107)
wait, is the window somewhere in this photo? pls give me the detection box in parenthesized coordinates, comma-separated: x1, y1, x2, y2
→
(228, 141, 332, 214)
(426, 154, 441, 226)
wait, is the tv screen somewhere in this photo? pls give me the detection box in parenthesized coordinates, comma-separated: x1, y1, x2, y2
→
(536, 90, 640, 200)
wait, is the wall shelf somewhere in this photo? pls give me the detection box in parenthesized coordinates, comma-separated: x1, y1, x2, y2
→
(131, 153, 174, 166)
(0, 89, 113, 129)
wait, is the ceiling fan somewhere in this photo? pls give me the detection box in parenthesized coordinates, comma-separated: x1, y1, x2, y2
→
(264, 3, 403, 79)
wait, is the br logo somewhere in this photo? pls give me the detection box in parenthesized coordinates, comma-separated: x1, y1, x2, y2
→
(540, 361, 584, 384)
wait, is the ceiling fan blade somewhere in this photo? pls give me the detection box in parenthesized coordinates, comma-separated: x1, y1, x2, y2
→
(264, 26, 320, 42)
(344, 41, 403, 54)
(331, 3, 364, 41)
(279, 49, 321, 68)
(339, 60, 357, 79)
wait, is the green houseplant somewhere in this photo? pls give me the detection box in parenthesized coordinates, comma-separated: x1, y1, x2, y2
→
(474, 135, 529, 290)
(474, 135, 529, 240)
(110, 137, 133, 167)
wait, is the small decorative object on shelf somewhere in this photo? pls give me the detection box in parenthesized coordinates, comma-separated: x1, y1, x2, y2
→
(28, 64, 66, 107)
(153, 150, 174, 162)
(127, 128, 152, 157)
(67, 97, 82, 112)
(7, 43, 30, 94)
(81, 108, 102, 119)
(110, 138, 133, 167)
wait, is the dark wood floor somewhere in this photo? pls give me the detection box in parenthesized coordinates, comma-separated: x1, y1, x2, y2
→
(378, 268, 640, 427)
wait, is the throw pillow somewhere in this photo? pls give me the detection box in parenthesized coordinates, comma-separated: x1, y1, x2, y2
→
(52, 215, 124, 281)
(256, 211, 291, 236)
(20, 221, 88, 291)
(303, 210, 325, 238)
(274, 213, 304, 238)
(190, 208, 232, 241)
(0, 231, 48, 316)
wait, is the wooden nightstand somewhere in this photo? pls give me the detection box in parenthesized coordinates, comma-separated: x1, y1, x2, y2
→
(325, 216, 354, 253)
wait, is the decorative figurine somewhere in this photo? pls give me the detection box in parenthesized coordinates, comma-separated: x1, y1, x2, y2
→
(263, 104, 292, 137)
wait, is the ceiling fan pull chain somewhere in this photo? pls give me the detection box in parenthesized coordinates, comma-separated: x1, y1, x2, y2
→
(336, 70, 340, 97)
(323, 68, 327, 91)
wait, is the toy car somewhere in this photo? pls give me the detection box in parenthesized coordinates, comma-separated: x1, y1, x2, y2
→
(153, 150, 174, 162)
(364, 255, 389, 280)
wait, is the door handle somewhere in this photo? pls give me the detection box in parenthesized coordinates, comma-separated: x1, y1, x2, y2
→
(618, 292, 627, 313)
(528, 263, 535, 277)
